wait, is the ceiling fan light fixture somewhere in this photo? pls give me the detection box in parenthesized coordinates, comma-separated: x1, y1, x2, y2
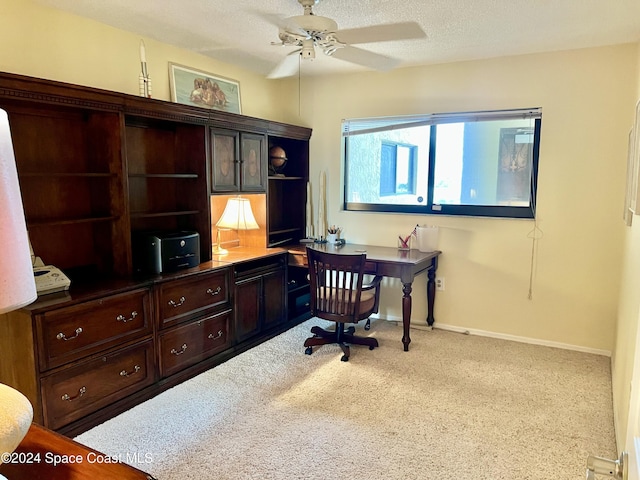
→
(267, 0, 426, 78)
(300, 39, 315, 59)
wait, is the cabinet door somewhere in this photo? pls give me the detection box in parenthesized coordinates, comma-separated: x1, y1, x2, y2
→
(211, 128, 240, 192)
(240, 133, 266, 192)
(234, 275, 262, 343)
(262, 267, 286, 329)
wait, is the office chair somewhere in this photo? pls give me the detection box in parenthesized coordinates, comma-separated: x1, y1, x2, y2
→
(304, 247, 382, 362)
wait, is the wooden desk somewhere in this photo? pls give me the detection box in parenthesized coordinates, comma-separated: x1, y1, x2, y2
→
(0, 423, 156, 479)
(289, 243, 441, 351)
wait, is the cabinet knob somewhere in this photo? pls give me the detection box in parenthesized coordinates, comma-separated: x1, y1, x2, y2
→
(168, 296, 186, 308)
(116, 311, 138, 323)
(170, 343, 188, 356)
(208, 330, 224, 340)
(56, 327, 83, 341)
(120, 365, 141, 377)
(206, 286, 222, 296)
(61, 386, 86, 402)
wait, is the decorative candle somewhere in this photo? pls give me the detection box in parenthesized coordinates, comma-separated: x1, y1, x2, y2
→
(318, 171, 327, 238)
(139, 40, 147, 63)
(306, 181, 313, 238)
(139, 40, 151, 98)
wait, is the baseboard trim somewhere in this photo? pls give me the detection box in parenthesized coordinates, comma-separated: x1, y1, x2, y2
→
(373, 315, 611, 357)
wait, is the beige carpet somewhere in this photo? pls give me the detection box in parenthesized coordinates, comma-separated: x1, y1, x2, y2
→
(76, 318, 616, 480)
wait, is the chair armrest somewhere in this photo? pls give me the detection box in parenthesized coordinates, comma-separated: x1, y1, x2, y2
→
(362, 275, 383, 291)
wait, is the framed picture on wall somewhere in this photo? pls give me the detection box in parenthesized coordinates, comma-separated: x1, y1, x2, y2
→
(169, 63, 242, 114)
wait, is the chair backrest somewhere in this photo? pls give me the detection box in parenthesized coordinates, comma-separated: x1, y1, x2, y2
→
(306, 247, 368, 324)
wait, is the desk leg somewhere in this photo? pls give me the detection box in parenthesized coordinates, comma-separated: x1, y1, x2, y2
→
(402, 282, 412, 351)
(426, 257, 438, 327)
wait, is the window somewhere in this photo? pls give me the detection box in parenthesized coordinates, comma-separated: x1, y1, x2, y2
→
(380, 142, 417, 197)
(342, 108, 542, 218)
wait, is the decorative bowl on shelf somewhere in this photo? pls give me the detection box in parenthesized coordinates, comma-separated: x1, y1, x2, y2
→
(269, 146, 287, 176)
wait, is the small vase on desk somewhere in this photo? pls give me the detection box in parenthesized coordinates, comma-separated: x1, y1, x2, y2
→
(397, 235, 411, 251)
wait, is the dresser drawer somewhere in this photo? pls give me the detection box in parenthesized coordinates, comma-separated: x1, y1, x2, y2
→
(157, 269, 230, 328)
(37, 288, 152, 371)
(40, 339, 155, 430)
(159, 309, 231, 378)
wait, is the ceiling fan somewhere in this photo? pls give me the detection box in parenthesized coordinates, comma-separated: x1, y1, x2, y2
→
(267, 0, 427, 79)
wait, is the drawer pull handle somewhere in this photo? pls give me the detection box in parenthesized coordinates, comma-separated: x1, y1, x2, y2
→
(170, 343, 188, 356)
(56, 327, 83, 341)
(168, 296, 186, 308)
(61, 386, 86, 402)
(208, 330, 224, 340)
(206, 286, 222, 296)
(116, 311, 138, 323)
(120, 365, 141, 377)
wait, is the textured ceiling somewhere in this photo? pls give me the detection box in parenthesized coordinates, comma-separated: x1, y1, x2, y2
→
(34, 0, 640, 78)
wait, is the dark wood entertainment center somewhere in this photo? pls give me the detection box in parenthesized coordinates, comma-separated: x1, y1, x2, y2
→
(0, 72, 312, 436)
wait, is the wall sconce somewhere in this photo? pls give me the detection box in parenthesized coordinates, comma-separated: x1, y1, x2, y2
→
(213, 197, 259, 255)
(0, 108, 38, 471)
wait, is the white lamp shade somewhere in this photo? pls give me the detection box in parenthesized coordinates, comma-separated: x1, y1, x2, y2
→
(216, 197, 259, 230)
(0, 108, 37, 314)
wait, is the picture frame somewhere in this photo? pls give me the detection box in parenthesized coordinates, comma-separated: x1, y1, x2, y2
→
(169, 63, 241, 114)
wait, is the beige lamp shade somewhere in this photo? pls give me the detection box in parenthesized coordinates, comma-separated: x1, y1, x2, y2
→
(216, 197, 259, 230)
(0, 108, 36, 313)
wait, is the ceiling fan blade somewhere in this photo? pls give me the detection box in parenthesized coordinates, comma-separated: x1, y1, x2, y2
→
(335, 22, 426, 45)
(331, 46, 400, 71)
(267, 50, 301, 79)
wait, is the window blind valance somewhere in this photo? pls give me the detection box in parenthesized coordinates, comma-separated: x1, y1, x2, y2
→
(341, 107, 542, 137)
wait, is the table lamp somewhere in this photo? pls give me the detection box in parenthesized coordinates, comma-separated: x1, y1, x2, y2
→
(213, 196, 259, 255)
(0, 108, 37, 478)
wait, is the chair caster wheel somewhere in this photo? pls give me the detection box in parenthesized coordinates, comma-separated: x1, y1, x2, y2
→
(369, 345, 375, 350)
(364, 319, 371, 331)
(305, 347, 313, 355)
(340, 355, 349, 362)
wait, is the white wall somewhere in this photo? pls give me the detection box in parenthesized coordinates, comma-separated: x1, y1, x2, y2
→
(293, 46, 637, 353)
(612, 42, 640, 452)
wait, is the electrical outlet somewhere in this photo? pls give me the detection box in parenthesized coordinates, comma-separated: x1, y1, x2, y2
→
(435, 277, 445, 291)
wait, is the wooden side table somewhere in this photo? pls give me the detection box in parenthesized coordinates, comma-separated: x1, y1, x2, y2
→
(0, 423, 156, 479)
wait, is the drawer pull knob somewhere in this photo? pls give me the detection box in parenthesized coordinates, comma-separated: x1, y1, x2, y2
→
(61, 386, 86, 402)
(170, 343, 188, 356)
(208, 330, 224, 340)
(116, 311, 138, 323)
(120, 365, 141, 377)
(206, 286, 222, 296)
(168, 296, 186, 308)
(56, 327, 83, 341)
